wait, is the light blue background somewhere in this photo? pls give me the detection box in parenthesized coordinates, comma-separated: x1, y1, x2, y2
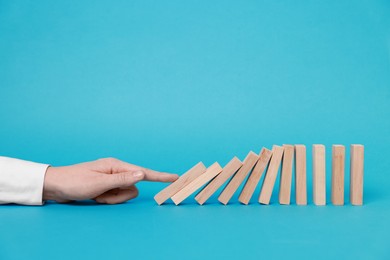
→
(1, 0, 389, 259)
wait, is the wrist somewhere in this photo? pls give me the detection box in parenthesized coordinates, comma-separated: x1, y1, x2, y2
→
(43, 166, 60, 201)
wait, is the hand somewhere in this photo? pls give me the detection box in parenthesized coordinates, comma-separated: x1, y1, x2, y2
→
(43, 157, 178, 204)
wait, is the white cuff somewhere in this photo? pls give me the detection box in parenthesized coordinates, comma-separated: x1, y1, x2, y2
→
(0, 156, 49, 205)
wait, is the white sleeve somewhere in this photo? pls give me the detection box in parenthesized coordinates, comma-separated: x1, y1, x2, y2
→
(0, 156, 49, 205)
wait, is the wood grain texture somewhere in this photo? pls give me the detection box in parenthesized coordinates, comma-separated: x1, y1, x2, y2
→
(279, 144, 294, 205)
(350, 144, 364, 206)
(154, 162, 206, 205)
(332, 145, 345, 205)
(295, 145, 307, 205)
(171, 162, 223, 205)
(239, 148, 272, 205)
(258, 145, 284, 204)
(313, 144, 326, 206)
(195, 157, 242, 205)
(218, 151, 259, 205)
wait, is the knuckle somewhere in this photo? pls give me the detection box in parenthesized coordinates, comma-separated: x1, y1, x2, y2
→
(116, 173, 132, 186)
(106, 157, 117, 163)
(98, 157, 118, 165)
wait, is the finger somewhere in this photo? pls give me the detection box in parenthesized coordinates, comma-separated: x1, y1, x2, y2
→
(142, 170, 179, 182)
(96, 158, 179, 183)
(101, 170, 145, 191)
(126, 165, 179, 182)
(95, 186, 139, 204)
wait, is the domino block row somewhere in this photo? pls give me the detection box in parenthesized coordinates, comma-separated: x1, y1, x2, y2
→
(154, 144, 364, 206)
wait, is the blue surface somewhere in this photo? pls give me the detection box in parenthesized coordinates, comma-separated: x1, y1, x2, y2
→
(1, 1, 389, 259)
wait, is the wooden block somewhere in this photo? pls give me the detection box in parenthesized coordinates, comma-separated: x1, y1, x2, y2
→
(154, 162, 206, 205)
(313, 144, 326, 206)
(195, 157, 242, 205)
(259, 145, 284, 204)
(278, 144, 294, 205)
(350, 144, 364, 205)
(239, 148, 272, 205)
(218, 151, 259, 205)
(332, 145, 345, 205)
(295, 145, 307, 205)
(171, 162, 223, 205)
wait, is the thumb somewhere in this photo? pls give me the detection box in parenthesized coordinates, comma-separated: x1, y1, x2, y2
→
(105, 170, 145, 190)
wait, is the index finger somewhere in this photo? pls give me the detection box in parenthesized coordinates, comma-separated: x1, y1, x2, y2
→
(139, 168, 179, 182)
(102, 158, 179, 183)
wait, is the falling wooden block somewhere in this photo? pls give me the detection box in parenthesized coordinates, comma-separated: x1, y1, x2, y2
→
(295, 145, 307, 205)
(154, 162, 206, 205)
(259, 145, 284, 205)
(195, 157, 242, 205)
(171, 162, 223, 205)
(278, 144, 294, 205)
(239, 148, 272, 205)
(313, 144, 326, 206)
(332, 145, 345, 205)
(218, 151, 259, 205)
(350, 144, 364, 206)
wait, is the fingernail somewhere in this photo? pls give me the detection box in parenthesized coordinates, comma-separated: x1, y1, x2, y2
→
(133, 171, 144, 179)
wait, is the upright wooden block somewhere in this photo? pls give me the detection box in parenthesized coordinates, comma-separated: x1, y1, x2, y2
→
(239, 148, 272, 205)
(259, 145, 284, 204)
(154, 162, 206, 205)
(295, 145, 307, 205)
(171, 162, 223, 205)
(332, 145, 345, 205)
(218, 151, 259, 205)
(195, 157, 242, 205)
(279, 144, 294, 205)
(350, 144, 364, 206)
(313, 144, 326, 206)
